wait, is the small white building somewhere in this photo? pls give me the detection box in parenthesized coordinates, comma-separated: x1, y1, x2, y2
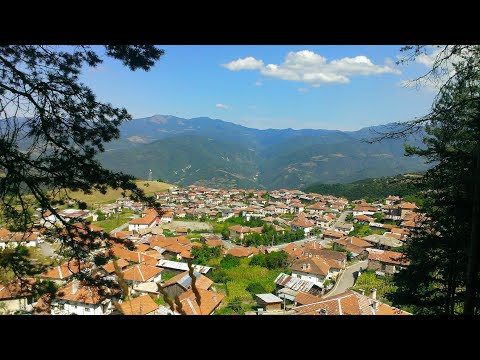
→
(0, 231, 40, 250)
(50, 281, 116, 315)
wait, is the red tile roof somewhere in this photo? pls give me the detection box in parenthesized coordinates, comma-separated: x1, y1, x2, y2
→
(367, 249, 409, 266)
(119, 295, 159, 315)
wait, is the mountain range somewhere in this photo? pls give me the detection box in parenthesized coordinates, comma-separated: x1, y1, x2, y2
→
(97, 115, 429, 190)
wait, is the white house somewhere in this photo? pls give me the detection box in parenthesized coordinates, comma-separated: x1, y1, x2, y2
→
(290, 213, 315, 236)
(290, 257, 332, 287)
(0, 231, 39, 250)
(121, 263, 163, 293)
(50, 281, 116, 315)
(0, 279, 35, 314)
(128, 209, 159, 232)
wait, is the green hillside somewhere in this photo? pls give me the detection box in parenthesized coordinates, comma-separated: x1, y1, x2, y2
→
(99, 135, 262, 189)
(96, 115, 430, 190)
(304, 173, 423, 201)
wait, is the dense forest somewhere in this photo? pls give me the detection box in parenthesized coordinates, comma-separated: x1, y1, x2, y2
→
(303, 173, 423, 201)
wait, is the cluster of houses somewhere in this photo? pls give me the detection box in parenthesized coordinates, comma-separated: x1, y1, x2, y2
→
(0, 184, 423, 315)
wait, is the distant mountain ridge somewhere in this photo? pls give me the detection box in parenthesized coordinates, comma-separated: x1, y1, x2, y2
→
(98, 114, 429, 189)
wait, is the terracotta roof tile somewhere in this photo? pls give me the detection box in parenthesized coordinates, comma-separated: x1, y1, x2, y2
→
(119, 295, 159, 315)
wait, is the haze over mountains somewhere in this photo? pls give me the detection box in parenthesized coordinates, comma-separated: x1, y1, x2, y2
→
(98, 115, 429, 190)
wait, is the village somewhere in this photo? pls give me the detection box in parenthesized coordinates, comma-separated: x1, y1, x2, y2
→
(0, 185, 420, 315)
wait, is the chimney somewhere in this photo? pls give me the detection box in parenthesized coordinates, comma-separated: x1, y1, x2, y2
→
(319, 308, 327, 315)
(372, 300, 379, 312)
(71, 280, 79, 295)
(371, 288, 377, 300)
(359, 288, 365, 296)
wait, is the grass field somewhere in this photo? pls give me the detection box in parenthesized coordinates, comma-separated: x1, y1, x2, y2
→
(212, 257, 285, 314)
(92, 209, 136, 232)
(61, 181, 172, 208)
(350, 270, 398, 304)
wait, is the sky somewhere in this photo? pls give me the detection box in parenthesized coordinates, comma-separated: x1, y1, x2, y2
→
(80, 45, 438, 131)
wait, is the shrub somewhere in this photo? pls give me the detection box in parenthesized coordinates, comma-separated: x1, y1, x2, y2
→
(246, 282, 266, 295)
(220, 254, 240, 269)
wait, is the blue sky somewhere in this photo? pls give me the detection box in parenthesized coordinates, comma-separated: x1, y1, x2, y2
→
(81, 45, 436, 131)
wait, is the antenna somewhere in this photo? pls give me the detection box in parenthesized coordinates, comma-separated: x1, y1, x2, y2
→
(148, 169, 153, 181)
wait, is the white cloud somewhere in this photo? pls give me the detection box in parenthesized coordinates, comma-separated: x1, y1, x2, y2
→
(298, 87, 309, 93)
(222, 50, 400, 86)
(222, 57, 264, 71)
(255, 80, 263, 86)
(215, 103, 230, 110)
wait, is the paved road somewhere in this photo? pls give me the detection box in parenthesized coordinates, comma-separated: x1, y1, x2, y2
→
(328, 260, 368, 297)
(330, 210, 351, 230)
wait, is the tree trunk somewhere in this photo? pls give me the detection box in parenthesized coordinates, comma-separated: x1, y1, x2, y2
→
(464, 152, 480, 315)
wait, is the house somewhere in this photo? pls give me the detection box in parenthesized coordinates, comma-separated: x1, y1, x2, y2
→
(99, 258, 130, 277)
(293, 291, 322, 306)
(367, 248, 409, 275)
(291, 202, 305, 214)
(255, 293, 283, 312)
(229, 225, 251, 240)
(226, 246, 259, 258)
(290, 213, 315, 236)
(178, 288, 224, 315)
(305, 202, 326, 214)
(40, 209, 90, 227)
(293, 289, 411, 315)
(160, 212, 174, 223)
(334, 222, 354, 233)
(354, 214, 375, 224)
(362, 234, 403, 249)
(122, 263, 163, 289)
(383, 204, 402, 220)
(322, 230, 345, 241)
(118, 294, 159, 315)
(0, 279, 35, 314)
(385, 195, 401, 205)
(50, 281, 118, 315)
(156, 260, 211, 275)
(291, 257, 331, 287)
(128, 208, 159, 232)
(0, 230, 40, 249)
(110, 246, 158, 265)
(175, 228, 188, 235)
(399, 202, 418, 219)
(333, 237, 370, 258)
(162, 270, 213, 299)
(39, 260, 90, 285)
(274, 272, 322, 297)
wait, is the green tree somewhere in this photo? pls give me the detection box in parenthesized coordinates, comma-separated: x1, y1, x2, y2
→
(373, 212, 384, 223)
(220, 254, 240, 269)
(376, 45, 480, 314)
(246, 282, 266, 296)
(95, 210, 106, 221)
(0, 45, 164, 291)
(191, 244, 221, 265)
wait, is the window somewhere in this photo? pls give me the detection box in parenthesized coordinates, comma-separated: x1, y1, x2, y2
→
(84, 307, 90, 312)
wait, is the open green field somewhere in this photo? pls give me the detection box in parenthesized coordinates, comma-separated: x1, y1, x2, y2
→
(63, 180, 172, 208)
(212, 257, 286, 314)
(350, 270, 397, 304)
(92, 209, 136, 232)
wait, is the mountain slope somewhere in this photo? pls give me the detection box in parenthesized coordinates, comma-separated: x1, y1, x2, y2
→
(99, 135, 262, 189)
(97, 114, 430, 189)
